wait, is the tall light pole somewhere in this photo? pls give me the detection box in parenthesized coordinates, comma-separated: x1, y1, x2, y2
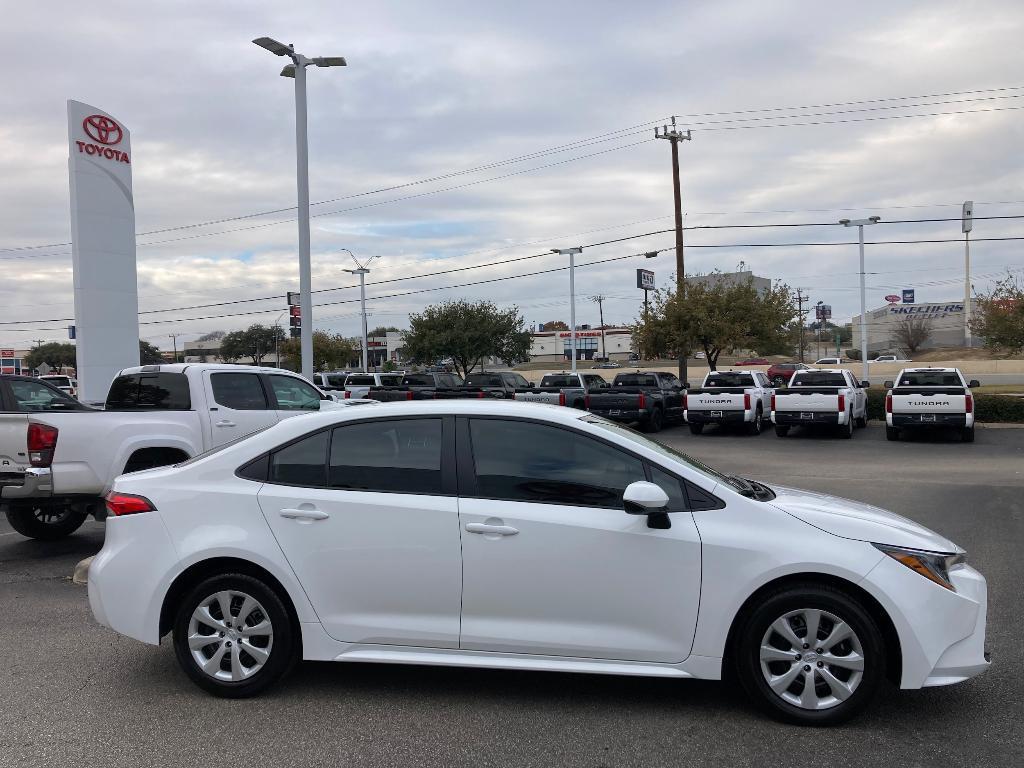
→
(962, 201, 974, 347)
(274, 311, 285, 368)
(552, 248, 582, 372)
(342, 249, 377, 373)
(840, 216, 880, 380)
(253, 37, 346, 381)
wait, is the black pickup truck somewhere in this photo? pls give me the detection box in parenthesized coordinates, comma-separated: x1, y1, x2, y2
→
(366, 372, 465, 402)
(437, 371, 534, 400)
(586, 371, 686, 432)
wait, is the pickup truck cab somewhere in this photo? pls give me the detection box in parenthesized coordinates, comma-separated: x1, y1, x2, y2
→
(457, 371, 533, 399)
(0, 364, 351, 540)
(312, 371, 352, 392)
(513, 372, 608, 408)
(38, 374, 79, 399)
(587, 371, 685, 432)
(684, 370, 773, 435)
(771, 368, 869, 439)
(884, 367, 979, 443)
(871, 355, 911, 363)
(342, 372, 404, 398)
(365, 372, 465, 402)
(813, 357, 846, 366)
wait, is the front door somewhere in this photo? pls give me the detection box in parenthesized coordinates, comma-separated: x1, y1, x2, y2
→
(257, 416, 462, 647)
(203, 371, 279, 448)
(457, 417, 702, 663)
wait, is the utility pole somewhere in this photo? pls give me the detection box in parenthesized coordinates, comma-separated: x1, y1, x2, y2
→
(795, 289, 807, 362)
(168, 333, 181, 363)
(552, 248, 582, 372)
(590, 295, 607, 360)
(655, 117, 692, 384)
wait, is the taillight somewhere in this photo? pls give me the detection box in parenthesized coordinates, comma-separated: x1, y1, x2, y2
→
(476, 391, 485, 399)
(344, 390, 351, 399)
(27, 423, 58, 468)
(770, 393, 776, 411)
(885, 393, 893, 413)
(584, 394, 590, 410)
(405, 391, 414, 401)
(559, 392, 566, 407)
(105, 491, 156, 517)
(965, 394, 973, 414)
(683, 393, 688, 409)
(744, 393, 751, 410)
(638, 393, 646, 409)
(838, 394, 846, 412)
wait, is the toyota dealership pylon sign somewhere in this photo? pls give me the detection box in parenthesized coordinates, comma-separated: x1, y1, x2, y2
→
(67, 100, 140, 403)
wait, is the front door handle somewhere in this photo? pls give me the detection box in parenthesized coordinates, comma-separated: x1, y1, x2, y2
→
(280, 508, 329, 521)
(215, 420, 237, 427)
(465, 522, 519, 536)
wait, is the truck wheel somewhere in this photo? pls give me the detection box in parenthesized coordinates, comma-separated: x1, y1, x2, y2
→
(885, 426, 900, 441)
(747, 407, 763, 435)
(774, 425, 789, 437)
(4, 502, 88, 540)
(855, 415, 867, 429)
(689, 423, 704, 435)
(643, 408, 664, 433)
(840, 418, 854, 439)
(961, 426, 975, 443)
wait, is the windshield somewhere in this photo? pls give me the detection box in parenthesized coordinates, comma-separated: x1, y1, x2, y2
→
(614, 374, 657, 387)
(791, 372, 847, 387)
(540, 375, 579, 388)
(465, 374, 502, 387)
(704, 372, 754, 387)
(897, 371, 964, 387)
(41, 376, 71, 387)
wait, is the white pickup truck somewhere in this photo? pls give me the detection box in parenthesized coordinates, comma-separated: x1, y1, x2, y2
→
(683, 370, 773, 435)
(771, 368, 870, 439)
(0, 363, 356, 540)
(513, 372, 609, 408)
(884, 367, 980, 443)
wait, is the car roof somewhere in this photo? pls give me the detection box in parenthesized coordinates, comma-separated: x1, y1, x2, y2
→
(801, 368, 847, 374)
(118, 363, 308, 376)
(902, 367, 957, 373)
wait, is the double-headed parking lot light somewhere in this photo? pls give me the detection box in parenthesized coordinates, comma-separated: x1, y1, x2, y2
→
(840, 216, 881, 380)
(552, 248, 583, 373)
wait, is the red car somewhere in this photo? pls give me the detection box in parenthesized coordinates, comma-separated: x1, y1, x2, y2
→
(765, 361, 811, 387)
(735, 358, 770, 366)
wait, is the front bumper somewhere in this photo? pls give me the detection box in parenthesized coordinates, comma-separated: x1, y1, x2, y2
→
(772, 411, 842, 426)
(889, 413, 971, 428)
(685, 410, 749, 425)
(0, 467, 53, 500)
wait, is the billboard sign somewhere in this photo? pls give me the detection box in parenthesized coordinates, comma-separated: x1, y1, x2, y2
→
(815, 304, 832, 321)
(884, 294, 900, 304)
(636, 269, 655, 291)
(902, 289, 915, 304)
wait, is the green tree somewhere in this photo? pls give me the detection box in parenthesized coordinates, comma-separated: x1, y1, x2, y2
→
(138, 340, 164, 365)
(540, 320, 569, 331)
(402, 300, 531, 380)
(23, 342, 77, 373)
(279, 330, 357, 372)
(367, 325, 402, 338)
(220, 324, 284, 365)
(195, 330, 226, 342)
(635, 272, 796, 371)
(972, 275, 1024, 353)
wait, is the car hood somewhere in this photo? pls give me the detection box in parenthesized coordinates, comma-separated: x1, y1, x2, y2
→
(768, 485, 959, 553)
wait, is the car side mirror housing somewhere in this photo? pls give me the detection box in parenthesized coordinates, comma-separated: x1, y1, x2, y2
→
(860, 381, 870, 388)
(883, 380, 894, 389)
(969, 379, 980, 389)
(623, 481, 671, 529)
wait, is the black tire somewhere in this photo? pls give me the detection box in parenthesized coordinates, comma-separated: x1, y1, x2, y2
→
(747, 407, 763, 435)
(961, 426, 975, 443)
(855, 415, 867, 429)
(774, 425, 789, 437)
(689, 422, 704, 435)
(733, 583, 887, 726)
(4, 502, 88, 540)
(839, 417, 854, 439)
(173, 573, 298, 698)
(885, 426, 900, 441)
(643, 408, 664, 433)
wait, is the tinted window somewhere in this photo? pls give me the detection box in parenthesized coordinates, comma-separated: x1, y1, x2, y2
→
(105, 373, 191, 410)
(791, 372, 847, 387)
(465, 374, 502, 387)
(614, 374, 657, 387)
(329, 419, 443, 494)
(346, 375, 374, 386)
(540, 375, 578, 388)
(649, 464, 688, 513)
(705, 373, 755, 387)
(325, 375, 348, 389)
(40, 376, 71, 388)
(270, 430, 328, 486)
(898, 371, 963, 387)
(269, 375, 321, 410)
(469, 419, 646, 508)
(211, 373, 268, 410)
(584, 375, 607, 388)
(7, 380, 81, 412)
(379, 374, 404, 386)
(402, 374, 434, 386)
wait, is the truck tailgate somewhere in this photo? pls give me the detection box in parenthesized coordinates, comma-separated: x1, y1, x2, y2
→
(0, 414, 30, 484)
(687, 391, 747, 411)
(513, 391, 561, 404)
(890, 388, 968, 413)
(588, 391, 643, 410)
(774, 389, 840, 412)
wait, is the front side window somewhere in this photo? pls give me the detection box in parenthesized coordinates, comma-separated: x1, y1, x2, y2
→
(329, 419, 443, 494)
(468, 419, 646, 508)
(269, 375, 321, 411)
(270, 430, 329, 486)
(211, 372, 268, 410)
(7, 380, 81, 412)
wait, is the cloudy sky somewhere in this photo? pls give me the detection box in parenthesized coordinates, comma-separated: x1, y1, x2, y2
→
(2, 0, 1023, 351)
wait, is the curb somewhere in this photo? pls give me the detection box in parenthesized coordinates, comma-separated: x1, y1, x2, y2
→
(73, 556, 93, 585)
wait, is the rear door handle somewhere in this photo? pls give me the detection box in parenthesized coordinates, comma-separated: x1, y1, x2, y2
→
(215, 420, 237, 427)
(465, 523, 519, 536)
(280, 508, 329, 521)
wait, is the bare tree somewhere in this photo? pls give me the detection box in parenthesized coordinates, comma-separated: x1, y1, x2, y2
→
(891, 315, 932, 353)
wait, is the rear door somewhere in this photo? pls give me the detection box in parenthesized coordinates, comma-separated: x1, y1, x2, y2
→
(203, 371, 279, 447)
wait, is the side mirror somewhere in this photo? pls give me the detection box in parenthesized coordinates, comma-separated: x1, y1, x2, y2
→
(683, 382, 691, 389)
(623, 481, 671, 529)
(883, 380, 894, 389)
(969, 379, 981, 389)
(861, 381, 870, 389)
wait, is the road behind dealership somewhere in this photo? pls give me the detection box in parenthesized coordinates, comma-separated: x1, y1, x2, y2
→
(0, 425, 1021, 767)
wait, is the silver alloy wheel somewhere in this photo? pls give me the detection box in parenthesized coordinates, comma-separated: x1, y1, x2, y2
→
(759, 608, 865, 710)
(187, 590, 274, 682)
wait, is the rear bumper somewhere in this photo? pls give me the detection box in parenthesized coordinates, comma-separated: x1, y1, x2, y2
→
(685, 410, 749, 425)
(590, 408, 648, 424)
(772, 411, 842, 426)
(889, 413, 971, 428)
(0, 467, 53, 500)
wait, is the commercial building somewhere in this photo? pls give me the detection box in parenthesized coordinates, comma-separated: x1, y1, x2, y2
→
(529, 327, 634, 363)
(851, 299, 979, 355)
(0, 347, 29, 375)
(686, 270, 771, 295)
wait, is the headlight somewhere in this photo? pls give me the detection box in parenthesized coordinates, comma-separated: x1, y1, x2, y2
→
(873, 543, 967, 591)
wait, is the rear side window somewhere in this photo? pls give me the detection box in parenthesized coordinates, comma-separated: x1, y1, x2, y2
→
(329, 419, 443, 494)
(211, 373, 268, 410)
(791, 372, 847, 387)
(106, 373, 191, 410)
(270, 430, 329, 486)
(705, 373, 754, 387)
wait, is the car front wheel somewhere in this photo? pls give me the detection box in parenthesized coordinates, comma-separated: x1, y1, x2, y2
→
(734, 584, 886, 726)
(173, 573, 297, 698)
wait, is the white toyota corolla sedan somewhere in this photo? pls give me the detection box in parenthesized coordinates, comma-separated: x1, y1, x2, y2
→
(88, 400, 989, 725)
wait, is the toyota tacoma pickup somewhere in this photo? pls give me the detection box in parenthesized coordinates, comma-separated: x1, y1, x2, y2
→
(883, 367, 980, 442)
(513, 372, 609, 408)
(684, 370, 773, 435)
(0, 363, 350, 540)
(586, 371, 685, 432)
(771, 368, 869, 439)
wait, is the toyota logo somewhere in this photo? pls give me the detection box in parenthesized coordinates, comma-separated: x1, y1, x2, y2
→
(83, 115, 123, 146)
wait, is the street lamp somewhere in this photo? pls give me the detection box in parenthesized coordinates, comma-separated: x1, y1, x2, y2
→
(552, 248, 582, 373)
(252, 37, 347, 381)
(342, 249, 377, 373)
(839, 216, 880, 380)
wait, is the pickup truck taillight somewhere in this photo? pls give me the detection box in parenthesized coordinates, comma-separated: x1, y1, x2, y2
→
(27, 423, 58, 468)
(405, 391, 415, 401)
(637, 392, 646, 409)
(683, 393, 688, 409)
(559, 392, 566, 407)
(584, 394, 590, 409)
(105, 491, 156, 517)
(885, 393, 893, 413)
(744, 393, 751, 410)
(965, 393, 974, 414)
(838, 393, 846, 413)
(343, 390, 352, 399)
(770, 393, 776, 411)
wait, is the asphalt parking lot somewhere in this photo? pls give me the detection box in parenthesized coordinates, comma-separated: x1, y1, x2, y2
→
(0, 424, 1021, 767)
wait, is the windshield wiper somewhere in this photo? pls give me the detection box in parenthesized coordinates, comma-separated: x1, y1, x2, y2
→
(727, 475, 775, 501)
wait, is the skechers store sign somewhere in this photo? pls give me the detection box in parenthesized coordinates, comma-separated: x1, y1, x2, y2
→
(888, 303, 963, 317)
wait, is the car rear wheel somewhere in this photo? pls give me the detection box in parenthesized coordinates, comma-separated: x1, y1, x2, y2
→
(774, 425, 789, 437)
(855, 415, 867, 429)
(734, 584, 886, 726)
(961, 426, 975, 443)
(173, 573, 297, 698)
(839, 417, 854, 439)
(643, 408, 663, 433)
(885, 426, 900, 441)
(4, 501, 88, 540)
(689, 422, 704, 435)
